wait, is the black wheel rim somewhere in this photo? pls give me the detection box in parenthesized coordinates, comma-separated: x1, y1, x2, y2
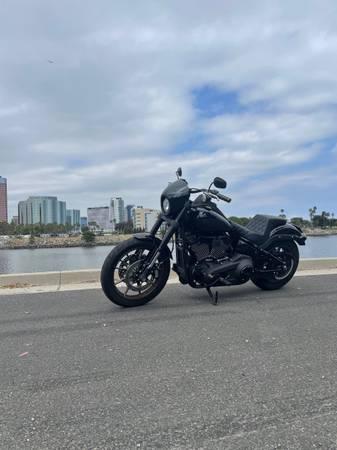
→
(112, 247, 161, 299)
(271, 246, 295, 280)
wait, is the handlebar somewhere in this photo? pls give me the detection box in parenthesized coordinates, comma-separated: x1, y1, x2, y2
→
(189, 188, 231, 203)
(216, 192, 232, 203)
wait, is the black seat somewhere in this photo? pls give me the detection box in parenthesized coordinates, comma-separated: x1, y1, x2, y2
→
(231, 214, 287, 245)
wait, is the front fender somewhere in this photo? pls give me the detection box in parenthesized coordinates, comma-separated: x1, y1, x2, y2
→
(262, 224, 306, 248)
(133, 233, 172, 259)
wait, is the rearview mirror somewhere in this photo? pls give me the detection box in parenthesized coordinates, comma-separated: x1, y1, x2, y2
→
(213, 177, 227, 189)
(176, 167, 182, 178)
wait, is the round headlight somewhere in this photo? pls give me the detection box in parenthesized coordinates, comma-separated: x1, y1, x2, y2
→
(162, 198, 170, 214)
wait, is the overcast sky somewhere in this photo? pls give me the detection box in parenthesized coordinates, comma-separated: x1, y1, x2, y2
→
(1, 0, 337, 219)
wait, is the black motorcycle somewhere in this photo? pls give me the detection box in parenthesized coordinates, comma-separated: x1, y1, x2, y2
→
(101, 168, 306, 307)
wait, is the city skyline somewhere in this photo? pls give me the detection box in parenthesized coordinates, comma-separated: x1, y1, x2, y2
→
(1, 174, 335, 225)
(1, 177, 163, 228)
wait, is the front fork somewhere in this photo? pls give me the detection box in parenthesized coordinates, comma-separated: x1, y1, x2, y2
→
(140, 208, 186, 279)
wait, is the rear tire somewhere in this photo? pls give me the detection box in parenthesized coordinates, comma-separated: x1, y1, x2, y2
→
(251, 241, 299, 291)
(101, 238, 170, 307)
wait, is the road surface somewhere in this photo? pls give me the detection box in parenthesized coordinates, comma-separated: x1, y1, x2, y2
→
(1, 275, 337, 449)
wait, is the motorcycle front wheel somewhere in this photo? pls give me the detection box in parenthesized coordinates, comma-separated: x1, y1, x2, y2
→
(100, 238, 170, 307)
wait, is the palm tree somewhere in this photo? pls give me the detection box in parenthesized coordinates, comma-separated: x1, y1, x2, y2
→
(321, 211, 330, 228)
(309, 206, 317, 227)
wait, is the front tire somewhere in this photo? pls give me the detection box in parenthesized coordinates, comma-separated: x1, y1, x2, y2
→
(101, 238, 170, 307)
(251, 240, 299, 291)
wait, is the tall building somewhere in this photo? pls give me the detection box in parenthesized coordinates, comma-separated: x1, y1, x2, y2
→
(109, 197, 125, 231)
(132, 207, 160, 232)
(87, 207, 111, 231)
(66, 209, 81, 227)
(125, 204, 135, 222)
(80, 217, 88, 228)
(18, 196, 67, 225)
(58, 201, 66, 225)
(144, 209, 160, 232)
(132, 206, 143, 230)
(0, 176, 8, 223)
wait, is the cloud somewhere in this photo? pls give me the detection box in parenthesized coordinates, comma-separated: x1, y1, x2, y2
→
(1, 0, 337, 219)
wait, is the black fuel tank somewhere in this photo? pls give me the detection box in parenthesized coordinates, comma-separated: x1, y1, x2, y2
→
(193, 207, 233, 236)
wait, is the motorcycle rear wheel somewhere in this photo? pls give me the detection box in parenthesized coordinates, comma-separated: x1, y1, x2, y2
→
(101, 238, 170, 307)
(251, 241, 299, 291)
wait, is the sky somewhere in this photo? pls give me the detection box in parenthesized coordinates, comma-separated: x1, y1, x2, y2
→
(1, 0, 337, 220)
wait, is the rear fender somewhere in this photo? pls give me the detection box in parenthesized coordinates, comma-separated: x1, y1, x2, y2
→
(262, 224, 306, 248)
(133, 233, 172, 259)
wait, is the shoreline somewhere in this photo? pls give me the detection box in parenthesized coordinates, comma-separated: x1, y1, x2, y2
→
(303, 229, 337, 236)
(0, 228, 337, 250)
(0, 234, 132, 250)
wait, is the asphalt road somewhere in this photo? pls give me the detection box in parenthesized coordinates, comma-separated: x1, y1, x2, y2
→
(1, 275, 337, 449)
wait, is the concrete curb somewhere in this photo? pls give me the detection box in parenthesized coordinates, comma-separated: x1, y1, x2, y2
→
(0, 269, 100, 289)
(299, 257, 337, 270)
(1, 258, 337, 295)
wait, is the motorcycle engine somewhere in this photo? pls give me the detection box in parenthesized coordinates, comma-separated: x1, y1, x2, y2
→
(186, 233, 252, 286)
(187, 234, 232, 262)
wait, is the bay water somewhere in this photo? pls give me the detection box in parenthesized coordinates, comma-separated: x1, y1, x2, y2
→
(0, 235, 336, 274)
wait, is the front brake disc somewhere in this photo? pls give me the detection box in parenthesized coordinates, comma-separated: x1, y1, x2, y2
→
(125, 260, 157, 292)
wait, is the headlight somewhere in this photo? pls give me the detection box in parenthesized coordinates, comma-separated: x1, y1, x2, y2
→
(162, 198, 170, 214)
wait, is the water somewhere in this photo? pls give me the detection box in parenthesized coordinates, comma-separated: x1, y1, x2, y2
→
(0, 246, 113, 274)
(299, 235, 337, 258)
(0, 236, 337, 274)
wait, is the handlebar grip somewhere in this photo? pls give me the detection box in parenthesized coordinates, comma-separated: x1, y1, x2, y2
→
(218, 193, 231, 203)
(191, 188, 231, 202)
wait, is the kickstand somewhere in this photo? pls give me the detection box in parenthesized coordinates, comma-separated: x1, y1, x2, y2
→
(206, 287, 219, 305)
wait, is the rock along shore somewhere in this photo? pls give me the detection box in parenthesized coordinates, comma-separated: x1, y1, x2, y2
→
(0, 227, 337, 250)
(303, 228, 337, 236)
(0, 234, 133, 250)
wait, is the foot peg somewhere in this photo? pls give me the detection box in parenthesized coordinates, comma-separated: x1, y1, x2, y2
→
(206, 287, 218, 305)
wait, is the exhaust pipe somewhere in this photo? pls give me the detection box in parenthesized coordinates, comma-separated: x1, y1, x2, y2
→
(205, 254, 253, 280)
